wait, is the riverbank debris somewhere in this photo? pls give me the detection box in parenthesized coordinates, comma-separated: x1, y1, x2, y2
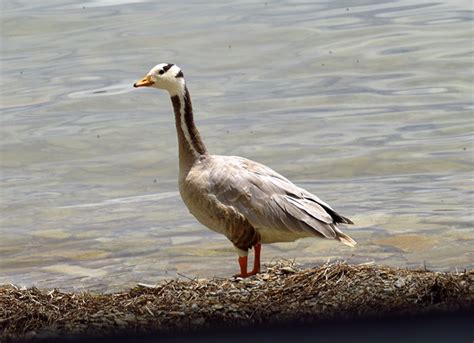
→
(1, 261, 472, 341)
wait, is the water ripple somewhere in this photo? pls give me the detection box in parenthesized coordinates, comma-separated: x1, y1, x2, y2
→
(1, 0, 472, 290)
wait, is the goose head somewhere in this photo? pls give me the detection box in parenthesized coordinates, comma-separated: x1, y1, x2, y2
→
(133, 63, 185, 95)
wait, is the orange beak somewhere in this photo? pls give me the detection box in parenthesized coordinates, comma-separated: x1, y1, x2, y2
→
(133, 75, 155, 88)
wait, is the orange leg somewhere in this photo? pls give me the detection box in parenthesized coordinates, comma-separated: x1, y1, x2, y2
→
(237, 256, 249, 277)
(251, 243, 261, 275)
(235, 244, 262, 278)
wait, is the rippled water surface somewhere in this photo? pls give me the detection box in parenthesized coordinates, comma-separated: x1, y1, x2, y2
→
(1, 0, 473, 291)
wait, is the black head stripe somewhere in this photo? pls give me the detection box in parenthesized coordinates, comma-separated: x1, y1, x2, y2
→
(176, 70, 184, 78)
(163, 63, 174, 72)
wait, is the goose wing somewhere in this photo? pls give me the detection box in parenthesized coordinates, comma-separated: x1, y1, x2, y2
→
(207, 155, 355, 246)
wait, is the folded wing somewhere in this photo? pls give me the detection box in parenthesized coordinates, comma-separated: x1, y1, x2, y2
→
(208, 156, 356, 246)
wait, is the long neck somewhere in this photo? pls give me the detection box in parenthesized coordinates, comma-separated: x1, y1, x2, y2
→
(170, 85, 207, 173)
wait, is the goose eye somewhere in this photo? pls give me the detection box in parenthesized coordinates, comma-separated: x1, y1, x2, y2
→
(158, 70, 164, 75)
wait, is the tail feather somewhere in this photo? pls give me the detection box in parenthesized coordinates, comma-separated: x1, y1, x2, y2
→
(318, 204, 354, 225)
(336, 231, 357, 247)
(339, 215, 354, 225)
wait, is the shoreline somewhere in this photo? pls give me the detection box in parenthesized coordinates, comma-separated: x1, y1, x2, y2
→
(1, 261, 473, 341)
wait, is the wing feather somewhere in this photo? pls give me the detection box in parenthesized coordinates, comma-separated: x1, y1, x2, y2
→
(208, 155, 354, 243)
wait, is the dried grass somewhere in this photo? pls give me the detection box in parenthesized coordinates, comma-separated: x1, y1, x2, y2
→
(1, 261, 473, 341)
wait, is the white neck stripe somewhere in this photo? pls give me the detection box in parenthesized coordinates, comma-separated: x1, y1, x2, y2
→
(178, 92, 199, 157)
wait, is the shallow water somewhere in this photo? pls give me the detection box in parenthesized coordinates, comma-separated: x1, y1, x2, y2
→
(1, 0, 473, 292)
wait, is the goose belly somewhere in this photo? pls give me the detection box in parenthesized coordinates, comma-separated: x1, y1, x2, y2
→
(186, 201, 229, 235)
(179, 187, 230, 236)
